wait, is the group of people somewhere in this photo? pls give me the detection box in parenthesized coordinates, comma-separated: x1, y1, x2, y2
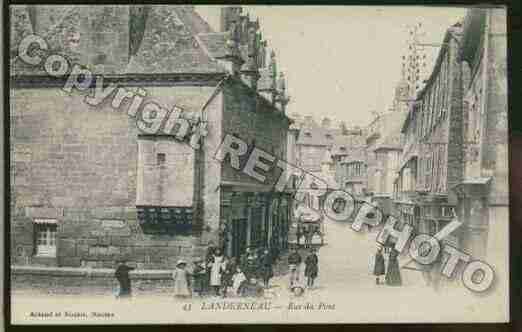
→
(114, 246, 280, 299)
(287, 247, 319, 295)
(372, 245, 402, 286)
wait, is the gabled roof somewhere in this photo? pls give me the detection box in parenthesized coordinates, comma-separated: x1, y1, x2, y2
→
(126, 6, 226, 74)
(331, 134, 365, 156)
(297, 126, 338, 146)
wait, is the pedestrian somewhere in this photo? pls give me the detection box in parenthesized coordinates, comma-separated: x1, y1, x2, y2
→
(287, 248, 302, 288)
(260, 248, 274, 288)
(172, 260, 191, 298)
(191, 258, 207, 297)
(385, 248, 402, 286)
(205, 242, 217, 292)
(231, 266, 247, 296)
(221, 257, 236, 298)
(114, 259, 135, 299)
(245, 249, 258, 280)
(304, 248, 319, 288)
(208, 248, 225, 296)
(372, 245, 386, 285)
(239, 247, 252, 272)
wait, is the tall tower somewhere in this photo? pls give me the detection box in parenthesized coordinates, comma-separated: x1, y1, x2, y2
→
(402, 22, 429, 99)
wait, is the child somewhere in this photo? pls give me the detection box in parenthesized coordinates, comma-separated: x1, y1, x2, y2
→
(172, 260, 191, 298)
(231, 267, 247, 296)
(192, 258, 207, 297)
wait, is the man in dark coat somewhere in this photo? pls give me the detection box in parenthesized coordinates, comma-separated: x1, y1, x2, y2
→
(304, 248, 319, 288)
(373, 246, 386, 285)
(115, 259, 135, 299)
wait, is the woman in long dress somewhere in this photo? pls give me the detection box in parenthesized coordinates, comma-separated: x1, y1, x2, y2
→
(172, 260, 191, 298)
(209, 249, 225, 296)
(372, 245, 386, 285)
(385, 248, 402, 286)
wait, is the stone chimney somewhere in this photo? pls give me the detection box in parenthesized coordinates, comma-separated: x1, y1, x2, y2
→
(220, 6, 242, 32)
(218, 22, 244, 76)
(268, 50, 278, 105)
(276, 72, 290, 113)
(321, 117, 332, 129)
(258, 37, 267, 68)
(241, 27, 260, 90)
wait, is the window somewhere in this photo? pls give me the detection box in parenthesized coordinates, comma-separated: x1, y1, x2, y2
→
(34, 219, 57, 257)
(340, 147, 346, 152)
(304, 132, 312, 137)
(157, 153, 166, 166)
(325, 134, 333, 139)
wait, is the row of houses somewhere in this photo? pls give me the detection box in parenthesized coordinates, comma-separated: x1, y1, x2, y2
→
(300, 8, 507, 291)
(10, 5, 293, 269)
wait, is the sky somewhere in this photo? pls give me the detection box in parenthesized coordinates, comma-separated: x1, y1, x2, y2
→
(196, 6, 467, 127)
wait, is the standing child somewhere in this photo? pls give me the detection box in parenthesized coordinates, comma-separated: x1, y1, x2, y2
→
(172, 260, 191, 298)
(231, 266, 247, 296)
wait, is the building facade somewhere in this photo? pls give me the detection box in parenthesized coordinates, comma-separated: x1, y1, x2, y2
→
(10, 5, 291, 269)
(394, 9, 508, 293)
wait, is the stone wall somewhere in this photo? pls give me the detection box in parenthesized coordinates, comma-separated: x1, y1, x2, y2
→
(221, 79, 289, 187)
(10, 84, 222, 269)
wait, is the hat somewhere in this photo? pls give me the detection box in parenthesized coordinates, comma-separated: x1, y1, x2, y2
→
(176, 259, 187, 267)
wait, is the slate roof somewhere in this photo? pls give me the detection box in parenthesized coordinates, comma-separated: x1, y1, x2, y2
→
(11, 6, 83, 76)
(331, 134, 365, 157)
(126, 6, 226, 74)
(196, 32, 228, 59)
(10, 6, 228, 76)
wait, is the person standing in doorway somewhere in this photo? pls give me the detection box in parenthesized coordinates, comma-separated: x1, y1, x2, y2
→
(287, 248, 302, 288)
(114, 259, 135, 299)
(304, 248, 319, 288)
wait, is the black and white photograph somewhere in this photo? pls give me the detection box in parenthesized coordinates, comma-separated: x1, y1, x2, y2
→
(7, 4, 509, 324)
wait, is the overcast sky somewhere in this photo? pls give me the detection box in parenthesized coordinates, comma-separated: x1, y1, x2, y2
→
(196, 6, 467, 127)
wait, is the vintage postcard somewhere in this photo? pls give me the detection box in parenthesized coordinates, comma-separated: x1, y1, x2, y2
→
(8, 4, 509, 324)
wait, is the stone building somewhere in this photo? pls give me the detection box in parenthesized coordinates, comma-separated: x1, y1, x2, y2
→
(393, 21, 465, 288)
(453, 8, 508, 296)
(394, 9, 508, 294)
(10, 5, 291, 269)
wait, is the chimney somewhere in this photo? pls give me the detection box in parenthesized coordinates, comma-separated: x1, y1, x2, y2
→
(268, 50, 278, 105)
(218, 22, 244, 76)
(321, 117, 332, 129)
(257, 37, 267, 68)
(220, 6, 242, 32)
(304, 115, 315, 128)
(241, 27, 260, 90)
(276, 72, 290, 113)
